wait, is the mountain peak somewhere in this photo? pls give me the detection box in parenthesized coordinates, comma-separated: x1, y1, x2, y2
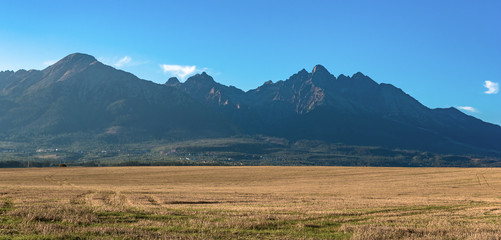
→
(312, 64, 329, 74)
(351, 72, 378, 86)
(57, 53, 98, 66)
(186, 72, 215, 84)
(352, 72, 366, 78)
(39, 53, 100, 82)
(165, 77, 180, 86)
(2, 56, 501, 156)
(310, 64, 334, 83)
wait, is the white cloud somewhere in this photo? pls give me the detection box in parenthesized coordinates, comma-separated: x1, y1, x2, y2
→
(484, 80, 499, 94)
(160, 64, 200, 79)
(99, 56, 147, 68)
(457, 106, 478, 113)
(114, 56, 132, 67)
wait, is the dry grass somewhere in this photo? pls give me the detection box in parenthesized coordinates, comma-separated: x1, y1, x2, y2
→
(1, 166, 501, 239)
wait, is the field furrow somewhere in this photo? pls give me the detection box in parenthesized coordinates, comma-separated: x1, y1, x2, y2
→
(1, 166, 501, 239)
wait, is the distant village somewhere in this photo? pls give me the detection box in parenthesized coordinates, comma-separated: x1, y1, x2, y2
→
(0, 146, 269, 165)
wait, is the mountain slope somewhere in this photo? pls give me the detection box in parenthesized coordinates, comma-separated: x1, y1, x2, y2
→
(176, 65, 501, 154)
(1, 53, 500, 155)
(0, 53, 236, 141)
(166, 73, 264, 132)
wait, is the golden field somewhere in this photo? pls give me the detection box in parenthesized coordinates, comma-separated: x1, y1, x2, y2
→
(1, 166, 501, 239)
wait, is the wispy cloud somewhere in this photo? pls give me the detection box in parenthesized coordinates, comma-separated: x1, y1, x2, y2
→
(99, 56, 147, 68)
(114, 56, 132, 67)
(43, 60, 57, 66)
(160, 64, 202, 80)
(484, 80, 499, 94)
(457, 106, 478, 113)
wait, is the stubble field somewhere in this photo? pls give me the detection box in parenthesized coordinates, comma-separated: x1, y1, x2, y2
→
(1, 166, 501, 239)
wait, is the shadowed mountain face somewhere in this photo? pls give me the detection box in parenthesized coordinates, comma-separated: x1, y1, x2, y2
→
(0, 53, 236, 141)
(1, 53, 500, 154)
(171, 64, 501, 154)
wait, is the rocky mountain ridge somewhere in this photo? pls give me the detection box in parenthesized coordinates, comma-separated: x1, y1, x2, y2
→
(169, 63, 501, 154)
(1, 53, 500, 155)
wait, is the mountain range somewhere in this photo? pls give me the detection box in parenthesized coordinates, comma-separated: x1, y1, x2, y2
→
(1, 53, 500, 155)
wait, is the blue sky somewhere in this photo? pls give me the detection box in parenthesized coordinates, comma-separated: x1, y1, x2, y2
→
(1, 0, 500, 125)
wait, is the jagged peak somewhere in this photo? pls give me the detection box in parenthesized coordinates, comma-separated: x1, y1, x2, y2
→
(310, 64, 336, 84)
(298, 69, 308, 75)
(264, 80, 273, 85)
(289, 69, 310, 80)
(312, 64, 329, 74)
(165, 77, 180, 86)
(185, 71, 216, 85)
(352, 72, 366, 78)
(310, 64, 334, 82)
(351, 72, 379, 86)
